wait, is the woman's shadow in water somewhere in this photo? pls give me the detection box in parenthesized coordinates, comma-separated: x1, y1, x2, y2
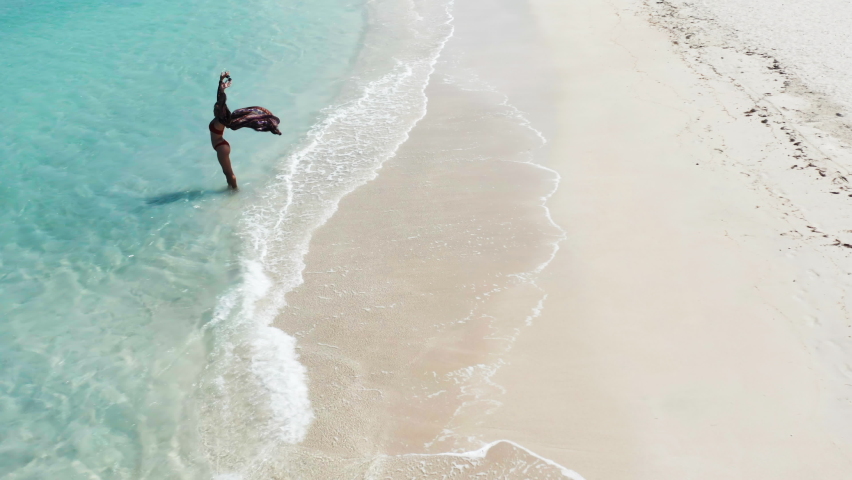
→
(145, 188, 232, 206)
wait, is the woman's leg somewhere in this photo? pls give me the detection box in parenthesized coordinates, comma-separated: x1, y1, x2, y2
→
(215, 143, 238, 189)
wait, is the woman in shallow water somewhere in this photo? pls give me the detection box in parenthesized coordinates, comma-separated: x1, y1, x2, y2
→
(209, 71, 282, 189)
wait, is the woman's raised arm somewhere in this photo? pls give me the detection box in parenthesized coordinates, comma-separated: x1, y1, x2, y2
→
(214, 71, 233, 125)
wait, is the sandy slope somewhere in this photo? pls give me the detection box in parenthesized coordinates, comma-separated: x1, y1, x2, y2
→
(474, 0, 852, 478)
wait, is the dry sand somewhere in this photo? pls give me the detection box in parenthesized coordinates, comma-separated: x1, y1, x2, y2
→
(474, 0, 852, 478)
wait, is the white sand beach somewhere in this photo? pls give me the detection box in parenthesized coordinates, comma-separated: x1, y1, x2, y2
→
(254, 0, 852, 477)
(474, 0, 852, 478)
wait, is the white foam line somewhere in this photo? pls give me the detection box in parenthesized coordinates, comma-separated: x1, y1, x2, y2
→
(499, 97, 568, 279)
(250, 0, 458, 255)
(524, 295, 547, 327)
(422, 57, 583, 479)
(397, 439, 587, 480)
(445, 75, 567, 282)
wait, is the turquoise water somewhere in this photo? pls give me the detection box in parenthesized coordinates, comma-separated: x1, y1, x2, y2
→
(0, 0, 364, 477)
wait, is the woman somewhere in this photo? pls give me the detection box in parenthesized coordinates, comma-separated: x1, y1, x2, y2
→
(209, 71, 282, 189)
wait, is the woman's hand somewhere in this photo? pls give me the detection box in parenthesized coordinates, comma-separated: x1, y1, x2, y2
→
(220, 71, 232, 89)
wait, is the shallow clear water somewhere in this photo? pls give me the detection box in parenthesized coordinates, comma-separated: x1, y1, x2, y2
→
(0, 0, 364, 477)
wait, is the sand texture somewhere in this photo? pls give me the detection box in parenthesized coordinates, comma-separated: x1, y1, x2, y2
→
(474, 0, 852, 478)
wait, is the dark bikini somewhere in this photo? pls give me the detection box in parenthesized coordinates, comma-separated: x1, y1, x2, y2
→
(211, 76, 282, 150)
(209, 120, 229, 150)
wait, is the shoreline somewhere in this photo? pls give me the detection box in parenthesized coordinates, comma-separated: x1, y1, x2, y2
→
(210, 0, 852, 477)
(198, 0, 459, 475)
(248, 0, 575, 475)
